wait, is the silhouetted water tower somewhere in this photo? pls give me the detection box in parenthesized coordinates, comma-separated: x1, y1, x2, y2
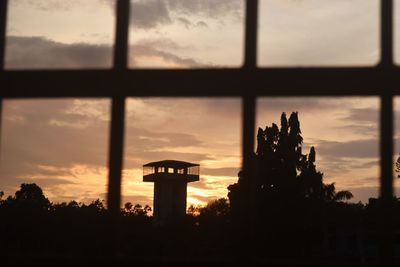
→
(143, 160, 200, 224)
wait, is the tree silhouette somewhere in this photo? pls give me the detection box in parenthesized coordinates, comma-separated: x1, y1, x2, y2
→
(229, 112, 353, 209)
(227, 112, 355, 257)
(323, 183, 353, 202)
(124, 201, 133, 212)
(8, 183, 51, 212)
(395, 153, 400, 178)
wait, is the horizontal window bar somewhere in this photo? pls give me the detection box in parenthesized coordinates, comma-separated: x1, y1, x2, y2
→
(1, 68, 400, 97)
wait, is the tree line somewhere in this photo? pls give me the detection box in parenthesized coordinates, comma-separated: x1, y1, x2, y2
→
(1, 112, 400, 264)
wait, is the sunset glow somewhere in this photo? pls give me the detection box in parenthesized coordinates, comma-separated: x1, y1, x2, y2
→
(2, 0, 400, 209)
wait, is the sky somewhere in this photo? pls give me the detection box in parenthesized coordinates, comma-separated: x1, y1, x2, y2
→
(1, 0, 400, 207)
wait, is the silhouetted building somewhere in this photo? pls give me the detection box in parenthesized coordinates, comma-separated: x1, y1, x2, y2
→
(143, 160, 200, 224)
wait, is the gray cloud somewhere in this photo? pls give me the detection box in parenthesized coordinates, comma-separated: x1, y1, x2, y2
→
(195, 21, 208, 28)
(317, 139, 378, 159)
(177, 17, 191, 29)
(6, 36, 112, 69)
(130, 0, 243, 30)
(335, 107, 379, 136)
(165, 0, 243, 20)
(176, 17, 208, 29)
(5, 36, 206, 69)
(343, 107, 379, 124)
(335, 124, 378, 137)
(131, 0, 171, 29)
(317, 137, 400, 160)
(14, 0, 242, 29)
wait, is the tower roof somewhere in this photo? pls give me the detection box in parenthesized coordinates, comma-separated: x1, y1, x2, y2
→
(143, 160, 199, 169)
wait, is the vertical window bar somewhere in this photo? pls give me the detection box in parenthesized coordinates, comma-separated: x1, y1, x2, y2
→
(381, 0, 393, 66)
(0, 0, 8, 153)
(0, 0, 7, 67)
(244, 0, 258, 68)
(242, 0, 258, 253)
(379, 0, 394, 263)
(107, 0, 130, 215)
(242, 0, 258, 177)
(380, 95, 394, 263)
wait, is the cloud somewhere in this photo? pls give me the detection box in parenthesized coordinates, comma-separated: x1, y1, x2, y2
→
(343, 107, 379, 124)
(177, 17, 191, 29)
(317, 139, 378, 159)
(257, 98, 348, 114)
(98, 0, 243, 30)
(189, 194, 218, 204)
(130, 0, 243, 30)
(25, 178, 77, 186)
(195, 21, 208, 28)
(131, 44, 208, 68)
(0, 97, 237, 205)
(258, 0, 379, 66)
(125, 126, 204, 150)
(201, 167, 239, 177)
(12, 0, 76, 11)
(0, 99, 110, 196)
(125, 151, 214, 169)
(175, 17, 208, 29)
(134, 38, 190, 51)
(335, 124, 378, 137)
(131, 0, 171, 29)
(6, 36, 112, 69)
(5, 36, 206, 69)
(165, 0, 243, 20)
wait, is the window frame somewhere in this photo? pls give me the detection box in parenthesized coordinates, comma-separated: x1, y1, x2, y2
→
(0, 0, 396, 263)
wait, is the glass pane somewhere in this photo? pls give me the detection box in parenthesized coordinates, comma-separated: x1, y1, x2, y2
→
(0, 99, 111, 259)
(129, 0, 244, 68)
(256, 97, 380, 262)
(123, 98, 241, 209)
(258, 0, 379, 66)
(5, 0, 115, 69)
(395, 0, 400, 64)
(121, 98, 241, 260)
(0, 99, 110, 203)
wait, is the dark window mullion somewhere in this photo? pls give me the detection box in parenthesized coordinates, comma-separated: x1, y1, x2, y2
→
(379, 94, 394, 263)
(242, 1, 258, 239)
(0, 0, 7, 68)
(379, 0, 394, 263)
(107, 0, 130, 214)
(242, 0, 258, 176)
(0, 0, 8, 153)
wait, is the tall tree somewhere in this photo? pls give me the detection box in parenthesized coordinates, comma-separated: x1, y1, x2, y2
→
(395, 154, 400, 178)
(228, 112, 353, 216)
